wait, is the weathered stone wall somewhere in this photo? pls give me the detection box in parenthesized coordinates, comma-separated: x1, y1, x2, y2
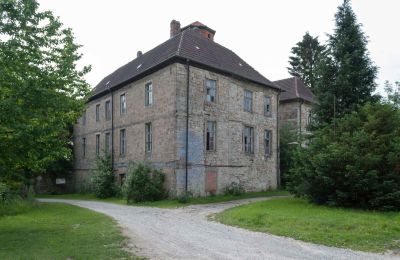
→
(174, 64, 279, 196)
(73, 62, 279, 197)
(279, 100, 312, 136)
(73, 64, 179, 192)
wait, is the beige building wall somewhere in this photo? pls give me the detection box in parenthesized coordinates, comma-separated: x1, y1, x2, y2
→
(279, 100, 313, 136)
(74, 63, 279, 196)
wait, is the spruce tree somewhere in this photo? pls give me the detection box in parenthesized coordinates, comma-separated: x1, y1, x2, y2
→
(288, 32, 324, 91)
(314, 0, 378, 125)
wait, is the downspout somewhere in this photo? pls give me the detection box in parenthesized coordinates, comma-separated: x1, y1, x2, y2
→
(276, 91, 281, 188)
(108, 87, 114, 172)
(185, 60, 190, 194)
(299, 100, 303, 141)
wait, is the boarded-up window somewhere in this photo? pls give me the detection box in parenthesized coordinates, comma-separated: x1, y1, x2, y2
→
(205, 171, 217, 194)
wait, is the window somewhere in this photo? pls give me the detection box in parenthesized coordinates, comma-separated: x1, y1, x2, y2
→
(264, 96, 271, 117)
(264, 130, 272, 156)
(82, 137, 86, 158)
(206, 121, 216, 151)
(95, 134, 100, 155)
(105, 132, 111, 153)
(205, 79, 216, 102)
(120, 94, 126, 115)
(243, 126, 254, 154)
(120, 129, 126, 156)
(105, 100, 111, 121)
(244, 90, 253, 112)
(82, 110, 86, 125)
(145, 82, 153, 106)
(145, 123, 152, 153)
(307, 111, 313, 126)
(95, 104, 100, 122)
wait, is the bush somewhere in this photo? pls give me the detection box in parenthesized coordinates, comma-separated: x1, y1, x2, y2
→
(90, 153, 117, 198)
(123, 163, 166, 203)
(0, 182, 35, 217)
(224, 182, 245, 196)
(288, 102, 400, 211)
(279, 123, 299, 187)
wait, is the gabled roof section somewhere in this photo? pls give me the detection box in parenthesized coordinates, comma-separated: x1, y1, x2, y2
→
(90, 27, 280, 101)
(274, 77, 315, 103)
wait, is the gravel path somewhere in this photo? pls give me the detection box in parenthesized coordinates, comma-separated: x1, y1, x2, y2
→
(38, 197, 397, 260)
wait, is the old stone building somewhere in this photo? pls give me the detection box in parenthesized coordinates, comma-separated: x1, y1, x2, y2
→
(274, 77, 315, 136)
(73, 20, 282, 196)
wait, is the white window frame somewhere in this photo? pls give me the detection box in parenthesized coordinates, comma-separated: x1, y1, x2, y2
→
(205, 78, 217, 103)
(120, 94, 126, 115)
(145, 82, 153, 107)
(264, 96, 272, 117)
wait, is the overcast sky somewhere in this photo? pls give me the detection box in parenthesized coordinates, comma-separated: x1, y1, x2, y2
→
(38, 0, 399, 94)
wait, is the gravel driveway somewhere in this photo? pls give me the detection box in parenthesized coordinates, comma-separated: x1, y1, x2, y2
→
(38, 197, 397, 260)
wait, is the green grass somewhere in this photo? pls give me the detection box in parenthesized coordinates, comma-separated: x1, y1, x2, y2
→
(0, 203, 137, 259)
(37, 190, 289, 208)
(216, 197, 400, 253)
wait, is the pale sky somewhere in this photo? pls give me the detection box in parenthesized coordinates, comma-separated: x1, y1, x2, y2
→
(38, 0, 399, 95)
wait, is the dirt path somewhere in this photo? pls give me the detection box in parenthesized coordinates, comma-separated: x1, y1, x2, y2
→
(38, 197, 396, 260)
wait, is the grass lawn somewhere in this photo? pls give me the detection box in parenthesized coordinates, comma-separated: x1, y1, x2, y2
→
(36, 190, 289, 208)
(216, 197, 400, 253)
(0, 202, 138, 259)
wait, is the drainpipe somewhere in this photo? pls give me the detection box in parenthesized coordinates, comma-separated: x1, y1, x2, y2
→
(185, 60, 190, 194)
(108, 87, 114, 172)
(299, 100, 303, 141)
(276, 91, 281, 188)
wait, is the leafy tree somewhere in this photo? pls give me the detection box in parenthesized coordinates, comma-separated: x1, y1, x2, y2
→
(288, 32, 324, 91)
(313, 0, 378, 125)
(288, 102, 400, 211)
(90, 153, 117, 199)
(279, 123, 299, 187)
(384, 80, 400, 108)
(0, 0, 90, 187)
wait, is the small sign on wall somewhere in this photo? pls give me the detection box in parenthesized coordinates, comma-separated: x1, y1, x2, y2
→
(55, 178, 66, 185)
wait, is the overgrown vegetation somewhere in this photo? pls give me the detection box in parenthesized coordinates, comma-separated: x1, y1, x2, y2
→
(223, 182, 245, 196)
(123, 163, 166, 203)
(216, 198, 400, 253)
(90, 153, 118, 198)
(0, 203, 135, 259)
(288, 102, 400, 210)
(279, 123, 298, 187)
(0, 0, 90, 195)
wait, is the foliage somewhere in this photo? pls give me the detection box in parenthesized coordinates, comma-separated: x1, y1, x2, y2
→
(0, 0, 90, 183)
(123, 163, 166, 203)
(313, 0, 378, 125)
(0, 182, 35, 216)
(216, 198, 400, 253)
(288, 32, 324, 90)
(0, 203, 135, 259)
(90, 153, 117, 198)
(223, 182, 245, 196)
(177, 193, 192, 204)
(287, 102, 400, 211)
(279, 123, 299, 187)
(384, 80, 400, 108)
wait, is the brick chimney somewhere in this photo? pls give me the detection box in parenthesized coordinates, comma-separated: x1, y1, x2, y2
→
(137, 51, 142, 57)
(180, 21, 216, 41)
(170, 20, 181, 38)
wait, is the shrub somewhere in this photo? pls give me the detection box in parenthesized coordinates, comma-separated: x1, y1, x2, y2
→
(0, 182, 35, 217)
(279, 123, 299, 187)
(288, 102, 400, 211)
(90, 153, 117, 198)
(177, 192, 192, 204)
(224, 182, 245, 196)
(123, 163, 166, 203)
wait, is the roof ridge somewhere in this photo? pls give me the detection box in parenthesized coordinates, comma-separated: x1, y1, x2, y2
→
(176, 29, 185, 56)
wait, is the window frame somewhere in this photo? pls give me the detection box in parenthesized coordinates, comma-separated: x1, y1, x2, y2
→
(244, 90, 253, 113)
(264, 96, 272, 117)
(206, 120, 216, 151)
(205, 78, 217, 103)
(95, 134, 100, 156)
(120, 129, 126, 156)
(120, 93, 127, 115)
(145, 122, 152, 153)
(145, 82, 153, 107)
(95, 104, 100, 122)
(243, 125, 254, 154)
(82, 137, 86, 158)
(105, 100, 111, 121)
(264, 130, 272, 157)
(105, 132, 111, 154)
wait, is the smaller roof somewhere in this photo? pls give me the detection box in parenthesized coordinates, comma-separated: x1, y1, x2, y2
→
(274, 77, 315, 103)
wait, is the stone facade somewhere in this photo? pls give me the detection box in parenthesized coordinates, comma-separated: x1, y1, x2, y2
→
(74, 63, 279, 196)
(279, 100, 313, 136)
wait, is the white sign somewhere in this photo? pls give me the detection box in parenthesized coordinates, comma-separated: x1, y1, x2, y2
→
(56, 178, 66, 185)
